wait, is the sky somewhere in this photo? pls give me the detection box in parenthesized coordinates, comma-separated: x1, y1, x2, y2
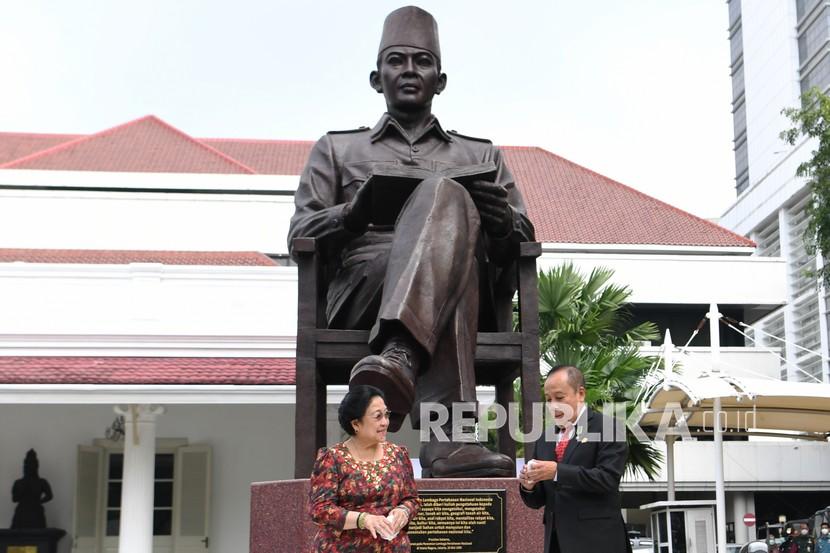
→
(2, 0, 742, 219)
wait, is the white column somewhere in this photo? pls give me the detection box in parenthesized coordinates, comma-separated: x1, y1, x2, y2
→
(733, 492, 748, 544)
(663, 329, 677, 502)
(815, 251, 830, 383)
(746, 492, 757, 539)
(115, 404, 164, 553)
(708, 304, 728, 553)
(778, 208, 799, 381)
(666, 435, 676, 502)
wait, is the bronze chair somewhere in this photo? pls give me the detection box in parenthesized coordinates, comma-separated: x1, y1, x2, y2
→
(292, 237, 542, 478)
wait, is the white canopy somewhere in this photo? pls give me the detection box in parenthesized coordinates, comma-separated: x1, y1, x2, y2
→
(639, 372, 830, 439)
(638, 308, 828, 553)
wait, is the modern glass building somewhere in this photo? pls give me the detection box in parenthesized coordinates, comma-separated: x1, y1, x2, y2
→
(722, 0, 830, 383)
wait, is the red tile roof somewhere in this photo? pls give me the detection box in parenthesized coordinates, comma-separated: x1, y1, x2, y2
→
(502, 147, 754, 248)
(203, 138, 313, 175)
(0, 356, 295, 385)
(0, 249, 277, 266)
(0, 132, 80, 164)
(0, 116, 256, 174)
(0, 115, 753, 248)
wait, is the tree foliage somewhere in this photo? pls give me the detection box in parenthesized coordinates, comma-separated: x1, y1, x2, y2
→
(537, 262, 663, 480)
(781, 86, 830, 285)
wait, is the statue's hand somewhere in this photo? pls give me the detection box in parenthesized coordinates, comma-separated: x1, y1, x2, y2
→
(343, 180, 373, 233)
(467, 180, 513, 237)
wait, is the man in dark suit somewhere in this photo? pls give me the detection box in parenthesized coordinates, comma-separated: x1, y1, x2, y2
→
(519, 365, 629, 553)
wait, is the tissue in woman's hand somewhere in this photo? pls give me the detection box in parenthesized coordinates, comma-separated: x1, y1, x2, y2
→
(377, 513, 399, 541)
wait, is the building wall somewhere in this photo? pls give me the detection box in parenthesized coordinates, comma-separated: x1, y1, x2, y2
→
(723, 0, 830, 383)
(739, 0, 801, 187)
(0, 248, 785, 356)
(0, 258, 299, 384)
(0, 404, 295, 553)
(623, 440, 830, 490)
(0, 171, 296, 255)
(728, 0, 749, 193)
(538, 252, 784, 309)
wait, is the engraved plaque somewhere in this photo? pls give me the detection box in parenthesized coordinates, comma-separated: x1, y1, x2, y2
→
(408, 489, 506, 552)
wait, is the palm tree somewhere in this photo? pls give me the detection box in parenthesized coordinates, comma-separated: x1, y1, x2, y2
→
(534, 262, 663, 480)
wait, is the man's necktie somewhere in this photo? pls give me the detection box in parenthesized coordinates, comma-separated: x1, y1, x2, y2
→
(555, 428, 570, 461)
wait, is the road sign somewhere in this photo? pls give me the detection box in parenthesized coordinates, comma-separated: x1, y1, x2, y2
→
(744, 513, 756, 527)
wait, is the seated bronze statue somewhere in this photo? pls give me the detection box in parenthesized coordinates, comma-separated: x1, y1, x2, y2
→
(288, 6, 535, 478)
(11, 449, 53, 529)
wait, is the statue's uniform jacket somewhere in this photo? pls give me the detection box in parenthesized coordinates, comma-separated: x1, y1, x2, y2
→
(288, 113, 534, 424)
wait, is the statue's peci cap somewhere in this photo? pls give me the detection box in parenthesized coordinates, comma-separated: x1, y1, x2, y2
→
(378, 6, 441, 62)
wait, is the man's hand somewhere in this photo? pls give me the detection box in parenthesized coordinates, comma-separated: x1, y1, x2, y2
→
(519, 464, 536, 490)
(467, 180, 513, 237)
(343, 180, 374, 233)
(523, 459, 557, 487)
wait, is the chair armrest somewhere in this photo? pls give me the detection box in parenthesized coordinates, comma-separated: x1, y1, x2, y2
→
(519, 241, 541, 258)
(292, 237, 317, 254)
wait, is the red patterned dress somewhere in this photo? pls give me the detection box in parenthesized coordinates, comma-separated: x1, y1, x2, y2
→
(309, 441, 420, 552)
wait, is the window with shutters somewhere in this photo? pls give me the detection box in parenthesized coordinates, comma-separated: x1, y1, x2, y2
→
(754, 217, 781, 258)
(74, 440, 211, 553)
(792, 293, 823, 381)
(756, 308, 788, 379)
(786, 196, 824, 382)
(104, 452, 175, 537)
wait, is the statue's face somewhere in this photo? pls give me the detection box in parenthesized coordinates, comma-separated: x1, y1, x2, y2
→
(371, 46, 446, 112)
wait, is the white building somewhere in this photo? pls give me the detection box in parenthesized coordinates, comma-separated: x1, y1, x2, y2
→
(0, 115, 805, 552)
(716, 2, 830, 539)
(721, 0, 830, 384)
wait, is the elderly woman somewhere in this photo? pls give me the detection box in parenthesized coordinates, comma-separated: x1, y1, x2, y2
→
(309, 385, 420, 552)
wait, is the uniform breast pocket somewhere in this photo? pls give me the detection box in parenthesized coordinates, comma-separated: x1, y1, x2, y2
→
(340, 161, 398, 201)
(339, 162, 371, 202)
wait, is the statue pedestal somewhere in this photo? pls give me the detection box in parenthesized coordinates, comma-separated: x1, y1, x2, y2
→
(0, 529, 66, 553)
(251, 477, 544, 552)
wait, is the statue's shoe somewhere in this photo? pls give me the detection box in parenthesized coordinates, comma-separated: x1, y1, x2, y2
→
(420, 441, 515, 478)
(349, 339, 416, 433)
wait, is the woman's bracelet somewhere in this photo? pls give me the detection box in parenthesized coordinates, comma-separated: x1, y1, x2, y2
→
(394, 505, 411, 521)
(356, 512, 366, 530)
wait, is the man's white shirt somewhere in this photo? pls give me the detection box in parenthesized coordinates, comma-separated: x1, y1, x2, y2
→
(552, 403, 586, 481)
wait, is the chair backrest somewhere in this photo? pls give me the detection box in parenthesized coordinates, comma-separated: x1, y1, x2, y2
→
(291, 237, 543, 477)
(292, 237, 541, 334)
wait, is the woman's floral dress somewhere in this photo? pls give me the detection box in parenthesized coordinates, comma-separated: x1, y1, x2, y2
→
(309, 441, 420, 552)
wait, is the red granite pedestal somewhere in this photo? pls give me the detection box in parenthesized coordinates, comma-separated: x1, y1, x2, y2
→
(251, 477, 544, 552)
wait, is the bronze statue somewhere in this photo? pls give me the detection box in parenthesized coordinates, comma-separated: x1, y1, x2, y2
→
(11, 450, 53, 529)
(288, 6, 534, 477)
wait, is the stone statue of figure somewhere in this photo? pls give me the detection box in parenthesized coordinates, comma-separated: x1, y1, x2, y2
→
(288, 6, 535, 477)
(11, 449, 53, 529)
